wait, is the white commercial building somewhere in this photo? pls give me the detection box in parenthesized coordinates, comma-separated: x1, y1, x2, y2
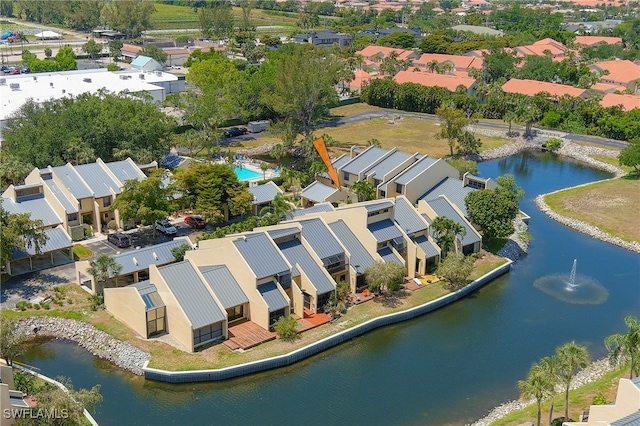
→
(0, 68, 185, 140)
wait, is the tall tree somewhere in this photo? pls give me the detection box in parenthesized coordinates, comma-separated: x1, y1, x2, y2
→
(0, 316, 28, 366)
(518, 362, 554, 426)
(431, 216, 466, 257)
(0, 200, 48, 267)
(109, 39, 123, 64)
(0, 153, 33, 186)
(436, 103, 470, 156)
(238, 0, 256, 32)
(618, 138, 640, 177)
(111, 170, 176, 234)
(102, 0, 155, 39)
(86, 254, 122, 288)
(363, 261, 406, 293)
(140, 45, 168, 65)
(260, 193, 292, 221)
(540, 355, 562, 426)
(605, 315, 640, 379)
(435, 252, 474, 289)
(199, 1, 234, 39)
(82, 39, 103, 62)
(266, 45, 341, 137)
(556, 341, 590, 420)
(350, 180, 376, 202)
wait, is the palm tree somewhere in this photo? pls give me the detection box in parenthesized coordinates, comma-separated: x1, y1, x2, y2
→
(260, 193, 292, 221)
(540, 355, 562, 426)
(557, 341, 590, 420)
(87, 254, 122, 290)
(350, 180, 376, 202)
(518, 363, 554, 426)
(260, 162, 268, 181)
(427, 59, 440, 73)
(438, 62, 454, 74)
(367, 138, 381, 147)
(270, 143, 288, 166)
(431, 216, 466, 257)
(605, 315, 640, 379)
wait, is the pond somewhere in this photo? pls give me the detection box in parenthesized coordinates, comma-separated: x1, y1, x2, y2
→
(19, 150, 640, 426)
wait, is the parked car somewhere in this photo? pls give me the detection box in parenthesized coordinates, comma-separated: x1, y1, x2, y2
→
(184, 215, 206, 229)
(154, 219, 177, 235)
(223, 127, 248, 138)
(107, 233, 131, 248)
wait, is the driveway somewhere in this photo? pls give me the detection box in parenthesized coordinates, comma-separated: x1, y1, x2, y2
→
(1, 262, 78, 309)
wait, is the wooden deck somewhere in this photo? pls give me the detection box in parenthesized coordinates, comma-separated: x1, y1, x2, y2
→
(293, 310, 332, 333)
(404, 274, 440, 291)
(223, 319, 277, 351)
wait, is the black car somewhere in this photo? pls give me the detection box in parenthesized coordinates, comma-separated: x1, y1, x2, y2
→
(224, 127, 248, 138)
(107, 233, 131, 248)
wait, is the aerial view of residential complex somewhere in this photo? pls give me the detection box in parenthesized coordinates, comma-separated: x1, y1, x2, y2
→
(0, 0, 638, 425)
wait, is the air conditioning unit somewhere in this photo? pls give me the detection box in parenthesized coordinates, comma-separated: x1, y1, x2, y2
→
(83, 78, 92, 83)
(155, 71, 162, 77)
(9, 83, 20, 90)
(0, 78, 6, 85)
(49, 82, 53, 87)
(33, 76, 37, 81)
(119, 74, 128, 80)
(139, 74, 145, 80)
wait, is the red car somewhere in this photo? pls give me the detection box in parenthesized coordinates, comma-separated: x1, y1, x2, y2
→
(184, 215, 206, 229)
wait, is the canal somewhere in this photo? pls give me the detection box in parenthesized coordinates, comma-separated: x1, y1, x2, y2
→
(19, 150, 640, 425)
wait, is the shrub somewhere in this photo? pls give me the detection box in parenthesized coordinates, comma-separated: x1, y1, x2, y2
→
(84, 228, 93, 238)
(107, 220, 118, 231)
(545, 137, 563, 151)
(16, 301, 28, 311)
(273, 316, 299, 342)
(67, 298, 73, 304)
(42, 303, 50, 310)
(592, 392, 608, 405)
(34, 304, 41, 310)
(89, 294, 104, 311)
(13, 370, 36, 395)
(106, 63, 118, 71)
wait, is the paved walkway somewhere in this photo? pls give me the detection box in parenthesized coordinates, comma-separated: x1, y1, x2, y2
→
(1, 262, 77, 309)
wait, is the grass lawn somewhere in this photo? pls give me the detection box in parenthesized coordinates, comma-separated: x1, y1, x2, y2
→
(544, 177, 640, 243)
(491, 365, 629, 426)
(72, 244, 94, 261)
(589, 153, 634, 174)
(329, 103, 387, 117)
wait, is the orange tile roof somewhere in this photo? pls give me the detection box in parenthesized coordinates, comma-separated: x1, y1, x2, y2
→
(394, 70, 476, 92)
(591, 60, 640, 86)
(574, 36, 622, 46)
(349, 69, 380, 88)
(591, 82, 625, 93)
(122, 44, 142, 53)
(414, 53, 484, 70)
(355, 46, 414, 62)
(600, 93, 640, 111)
(515, 38, 567, 58)
(502, 79, 588, 98)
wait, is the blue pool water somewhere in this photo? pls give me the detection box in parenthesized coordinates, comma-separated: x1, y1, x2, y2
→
(234, 166, 263, 181)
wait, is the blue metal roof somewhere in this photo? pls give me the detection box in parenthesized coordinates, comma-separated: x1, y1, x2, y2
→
(320, 154, 350, 179)
(11, 226, 72, 259)
(131, 55, 153, 68)
(267, 227, 300, 241)
(113, 239, 189, 276)
(2, 195, 62, 227)
(364, 200, 394, 212)
(368, 219, 403, 243)
(392, 156, 438, 185)
(74, 162, 121, 198)
(418, 177, 475, 216)
(105, 158, 146, 185)
(377, 247, 403, 265)
(415, 235, 440, 258)
(341, 146, 389, 175)
(232, 233, 290, 279)
(44, 180, 78, 213)
(51, 163, 93, 199)
(258, 281, 289, 312)
(299, 218, 344, 260)
(364, 150, 413, 180)
(128, 281, 164, 309)
(249, 181, 282, 205)
(328, 220, 375, 275)
(393, 197, 428, 234)
(426, 197, 481, 246)
(158, 261, 226, 329)
(301, 181, 339, 203)
(277, 239, 335, 294)
(292, 202, 334, 218)
(611, 410, 640, 426)
(199, 265, 249, 309)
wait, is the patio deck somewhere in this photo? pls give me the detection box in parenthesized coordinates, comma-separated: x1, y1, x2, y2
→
(348, 291, 375, 305)
(404, 274, 440, 291)
(293, 309, 332, 333)
(223, 319, 277, 351)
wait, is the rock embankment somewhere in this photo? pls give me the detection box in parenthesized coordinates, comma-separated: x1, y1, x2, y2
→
(497, 217, 530, 261)
(468, 358, 615, 426)
(17, 317, 151, 375)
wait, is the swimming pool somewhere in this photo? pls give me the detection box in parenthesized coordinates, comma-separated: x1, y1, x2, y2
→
(234, 166, 263, 181)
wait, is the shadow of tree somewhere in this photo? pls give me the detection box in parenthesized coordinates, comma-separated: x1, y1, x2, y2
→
(374, 289, 410, 308)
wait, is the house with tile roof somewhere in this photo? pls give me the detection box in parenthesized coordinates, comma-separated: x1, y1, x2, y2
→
(514, 38, 568, 59)
(502, 79, 589, 99)
(413, 53, 484, 72)
(599, 93, 640, 112)
(573, 35, 622, 48)
(394, 70, 477, 94)
(355, 46, 419, 72)
(590, 60, 640, 92)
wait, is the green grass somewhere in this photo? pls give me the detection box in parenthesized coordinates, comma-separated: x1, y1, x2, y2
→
(491, 364, 629, 426)
(545, 177, 640, 243)
(589, 153, 633, 174)
(73, 244, 94, 260)
(3, 309, 86, 321)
